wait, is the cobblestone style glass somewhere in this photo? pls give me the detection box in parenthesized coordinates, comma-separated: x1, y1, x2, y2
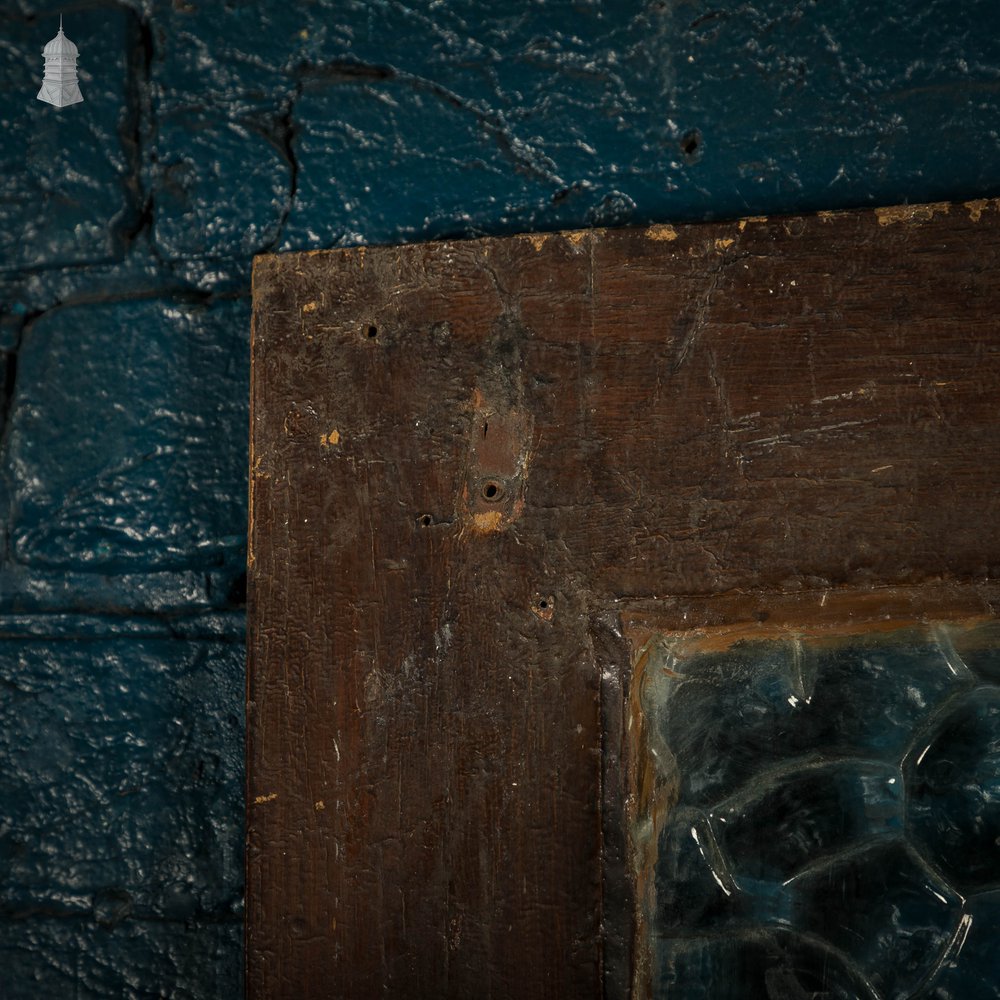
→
(638, 622, 1000, 1000)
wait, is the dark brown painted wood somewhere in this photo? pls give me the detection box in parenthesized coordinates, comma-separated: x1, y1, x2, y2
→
(248, 200, 1000, 998)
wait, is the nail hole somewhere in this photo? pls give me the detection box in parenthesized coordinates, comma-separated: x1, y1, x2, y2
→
(367, 325, 378, 339)
(482, 481, 502, 501)
(419, 514, 433, 527)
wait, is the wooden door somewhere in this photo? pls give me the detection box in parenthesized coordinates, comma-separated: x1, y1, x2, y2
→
(248, 201, 1000, 998)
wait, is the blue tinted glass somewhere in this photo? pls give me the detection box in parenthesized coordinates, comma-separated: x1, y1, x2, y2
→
(638, 622, 1000, 999)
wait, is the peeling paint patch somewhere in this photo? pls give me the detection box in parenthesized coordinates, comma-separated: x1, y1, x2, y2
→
(875, 202, 950, 226)
(647, 224, 678, 241)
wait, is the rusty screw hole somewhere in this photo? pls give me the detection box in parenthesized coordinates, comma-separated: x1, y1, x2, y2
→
(482, 481, 503, 502)
(532, 594, 555, 621)
(367, 325, 378, 339)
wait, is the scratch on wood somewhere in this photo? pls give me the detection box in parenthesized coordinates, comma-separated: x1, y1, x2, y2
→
(745, 419, 873, 450)
(671, 261, 727, 373)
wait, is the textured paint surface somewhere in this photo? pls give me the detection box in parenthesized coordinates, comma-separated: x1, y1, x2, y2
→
(3, 0, 1000, 994)
(636, 623, 1000, 999)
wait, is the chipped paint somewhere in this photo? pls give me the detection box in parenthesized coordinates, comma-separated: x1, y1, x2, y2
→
(320, 429, 341, 447)
(254, 792, 278, 805)
(714, 237, 735, 250)
(528, 233, 549, 251)
(470, 510, 504, 533)
(302, 301, 318, 313)
(564, 230, 589, 246)
(875, 202, 950, 226)
(737, 215, 768, 231)
(964, 198, 1000, 222)
(314, 800, 325, 811)
(646, 224, 678, 241)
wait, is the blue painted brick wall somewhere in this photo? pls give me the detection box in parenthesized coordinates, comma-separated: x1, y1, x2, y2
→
(1, 0, 999, 994)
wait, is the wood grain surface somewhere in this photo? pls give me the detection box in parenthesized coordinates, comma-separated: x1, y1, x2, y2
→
(248, 200, 1000, 998)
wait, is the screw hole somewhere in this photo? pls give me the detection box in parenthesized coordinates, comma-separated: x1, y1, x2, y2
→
(482, 481, 502, 501)
(532, 594, 555, 620)
(419, 514, 433, 527)
(367, 325, 378, 339)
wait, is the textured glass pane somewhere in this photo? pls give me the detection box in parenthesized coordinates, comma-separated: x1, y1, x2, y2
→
(634, 621, 1000, 1000)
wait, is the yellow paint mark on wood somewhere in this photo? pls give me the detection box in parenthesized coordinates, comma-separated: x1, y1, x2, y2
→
(565, 230, 589, 246)
(714, 237, 735, 250)
(471, 510, 504, 533)
(963, 198, 1000, 222)
(817, 210, 836, 223)
(314, 800, 325, 811)
(646, 224, 678, 241)
(875, 202, 950, 227)
(302, 301, 318, 313)
(737, 215, 768, 231)
(320, 429, 341, 447)
(966, 200, 988, 222)
(528, 233, 549, 251)
(255, 792, 278, 805)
